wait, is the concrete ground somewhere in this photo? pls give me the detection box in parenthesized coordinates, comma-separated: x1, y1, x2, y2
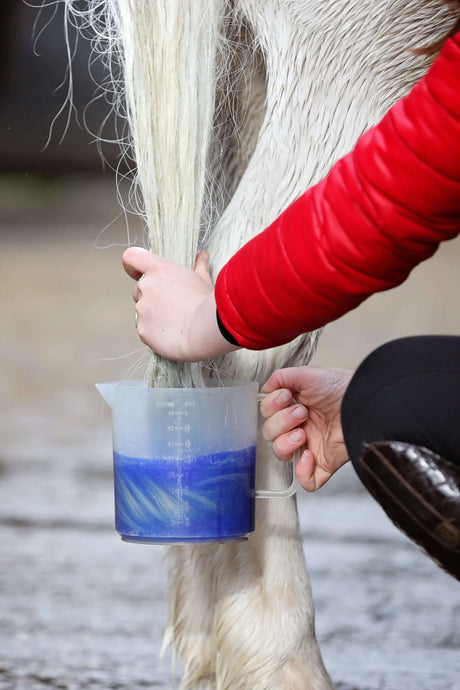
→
(0, 174, 459, 689)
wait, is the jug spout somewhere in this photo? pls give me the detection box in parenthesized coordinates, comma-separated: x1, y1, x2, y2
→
(95, 382, 115, 408)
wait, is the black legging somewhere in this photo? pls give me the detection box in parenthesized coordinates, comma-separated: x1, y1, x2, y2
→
(341, 336, 460, 473)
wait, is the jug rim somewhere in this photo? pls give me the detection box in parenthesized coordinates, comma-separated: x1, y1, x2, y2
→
(96, 378, 259, 391)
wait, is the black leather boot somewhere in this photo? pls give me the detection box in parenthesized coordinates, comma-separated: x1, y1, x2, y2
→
(357, 441, 460, 580)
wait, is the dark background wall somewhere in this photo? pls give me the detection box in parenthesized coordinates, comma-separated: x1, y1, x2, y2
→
(0, 0, 120, 173)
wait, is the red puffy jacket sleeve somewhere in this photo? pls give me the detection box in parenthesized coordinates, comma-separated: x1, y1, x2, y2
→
(214, 30, 460, 350)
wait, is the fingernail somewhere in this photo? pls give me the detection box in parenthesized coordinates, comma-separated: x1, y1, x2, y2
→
(277, 389, 291, 404)
(292, 405, 307, 420)
(288, 429, 302, 443)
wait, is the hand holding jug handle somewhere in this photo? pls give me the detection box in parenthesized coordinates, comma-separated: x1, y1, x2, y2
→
(255, 394, 299, 499)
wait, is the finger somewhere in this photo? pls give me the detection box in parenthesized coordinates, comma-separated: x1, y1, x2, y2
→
(133, 303, 150, 347)
(259, 388, 293, 419)
(122, 247, 152, 280)
(132, 281, 141, 303)
(262, 403, 308, 442)
(270, 427, 307, 463)
(262, 366, 309, 396)
(194, 251, 213, 286)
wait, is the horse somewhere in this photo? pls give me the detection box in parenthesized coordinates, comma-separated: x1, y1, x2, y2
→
(64, 1, 456, 687)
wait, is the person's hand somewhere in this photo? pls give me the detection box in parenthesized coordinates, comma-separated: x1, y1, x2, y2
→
(122, 247, 239, 361)
(260, 366, 353, 491)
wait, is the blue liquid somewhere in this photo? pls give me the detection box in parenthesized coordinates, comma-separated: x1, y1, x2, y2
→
(113, 446, 256, 543)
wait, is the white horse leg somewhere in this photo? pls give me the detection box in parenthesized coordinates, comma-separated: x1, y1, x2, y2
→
(196, 2, 454, 688)
(163, 545, 219, 687)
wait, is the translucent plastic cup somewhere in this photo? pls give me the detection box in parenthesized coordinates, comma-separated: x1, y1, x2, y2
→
(96, 380, 297, 543)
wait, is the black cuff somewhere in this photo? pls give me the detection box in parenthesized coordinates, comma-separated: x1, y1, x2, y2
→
(216, 310, 240, 346)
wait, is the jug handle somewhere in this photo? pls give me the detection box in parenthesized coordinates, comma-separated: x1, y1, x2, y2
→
(256, 394, 299, 499)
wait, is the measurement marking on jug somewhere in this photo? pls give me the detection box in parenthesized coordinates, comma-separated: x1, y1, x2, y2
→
(168, 440, 192, 449)
(177, 459, 184, 524)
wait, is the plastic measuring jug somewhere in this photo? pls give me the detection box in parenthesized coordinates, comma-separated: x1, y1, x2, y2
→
(96, 379, 297, 544)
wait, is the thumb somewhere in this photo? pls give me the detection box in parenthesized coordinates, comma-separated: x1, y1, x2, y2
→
(296, 449, 335, 492)
(194, 251, 213, 286)
(122, 247, 152, 280)
(296, 449, 319, 492)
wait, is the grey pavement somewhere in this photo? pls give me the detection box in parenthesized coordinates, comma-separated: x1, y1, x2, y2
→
(1, 175, 459, 689)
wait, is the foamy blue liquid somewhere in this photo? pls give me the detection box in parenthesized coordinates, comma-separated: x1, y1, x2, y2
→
(113, 446, 256, 543)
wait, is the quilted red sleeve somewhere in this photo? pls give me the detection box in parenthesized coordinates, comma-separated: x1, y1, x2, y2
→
(214, 31, 460, 350)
